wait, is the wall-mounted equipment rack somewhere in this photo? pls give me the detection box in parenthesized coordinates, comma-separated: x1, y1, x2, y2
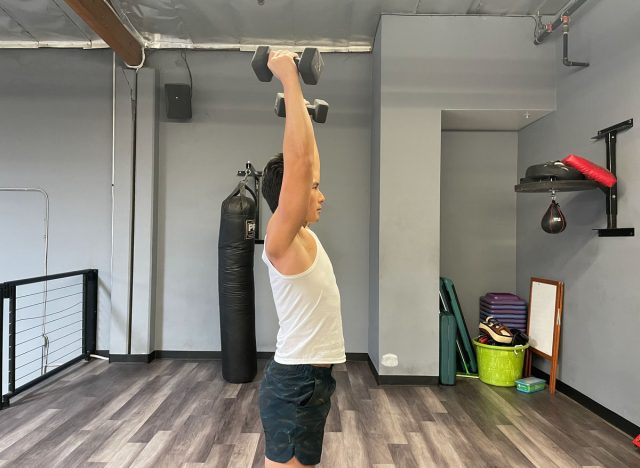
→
(515, 119, 634, 237)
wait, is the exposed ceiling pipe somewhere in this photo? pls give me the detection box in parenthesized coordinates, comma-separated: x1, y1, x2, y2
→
(534, 0, 589, 45)
(561, 15, 589, 67)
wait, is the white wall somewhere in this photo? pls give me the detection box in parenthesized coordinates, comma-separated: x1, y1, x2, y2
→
(440, 131, 518, 329)
(517, 0, 640, 427)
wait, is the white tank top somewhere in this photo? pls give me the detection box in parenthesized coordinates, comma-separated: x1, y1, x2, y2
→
(262, 228, 346, 365)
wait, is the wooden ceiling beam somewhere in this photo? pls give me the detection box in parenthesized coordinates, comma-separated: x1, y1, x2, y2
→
(65, 0, 143, 67)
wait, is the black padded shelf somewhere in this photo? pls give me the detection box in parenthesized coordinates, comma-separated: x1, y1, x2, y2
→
(515, 180, 599, 193)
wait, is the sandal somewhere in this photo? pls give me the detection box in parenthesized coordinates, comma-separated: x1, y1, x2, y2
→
(479, 316, 514, 344)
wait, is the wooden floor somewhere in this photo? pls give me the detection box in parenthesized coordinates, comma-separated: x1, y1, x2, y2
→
(0, 359, 638, 468)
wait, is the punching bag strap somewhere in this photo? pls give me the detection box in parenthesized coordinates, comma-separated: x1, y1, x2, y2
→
(229, 182, 257, 201)
(224, 182, 257, 211)
(239, 182, 257, 202)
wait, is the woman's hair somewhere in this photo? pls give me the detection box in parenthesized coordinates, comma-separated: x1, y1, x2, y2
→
(261, 153, 284, 213)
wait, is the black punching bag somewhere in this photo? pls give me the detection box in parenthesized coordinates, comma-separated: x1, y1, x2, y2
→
(218, 183, 257, 383)
(541, 199, 567, 234)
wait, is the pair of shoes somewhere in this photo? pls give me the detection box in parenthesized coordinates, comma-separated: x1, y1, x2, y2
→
(479, 316, 513, 344)
(510, 328, 530, 346)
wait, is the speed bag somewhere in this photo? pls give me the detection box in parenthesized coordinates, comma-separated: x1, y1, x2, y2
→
(218, 183, 257, 383)
(541, 199, 567, 234)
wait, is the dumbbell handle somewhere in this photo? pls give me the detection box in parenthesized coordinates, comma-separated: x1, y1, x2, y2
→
(252, 46, 322, 85)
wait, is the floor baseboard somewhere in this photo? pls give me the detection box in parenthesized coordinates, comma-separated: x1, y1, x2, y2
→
(532, 367, 639, 437)
(367, 355, 439, 385)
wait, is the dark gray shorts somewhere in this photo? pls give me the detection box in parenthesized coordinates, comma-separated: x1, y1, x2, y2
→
(259, 360, 336, 465)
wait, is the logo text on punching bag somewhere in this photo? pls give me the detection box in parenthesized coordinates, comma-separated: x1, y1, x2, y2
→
(245, 220, 256, 240)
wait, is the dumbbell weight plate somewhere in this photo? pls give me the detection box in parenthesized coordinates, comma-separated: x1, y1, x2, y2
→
(312, 99, 329, 123)
(274, 93, 286, 117)
(298, 48, 323, 85)
(251, 46, 273, 82)
(252, 46, 323, 85)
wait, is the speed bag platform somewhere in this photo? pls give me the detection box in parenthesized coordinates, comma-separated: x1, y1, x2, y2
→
(218, 183, 257, 383)
(520, 160, 585, 183)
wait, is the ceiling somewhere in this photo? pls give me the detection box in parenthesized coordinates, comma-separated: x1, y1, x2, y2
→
(0, 0, 574, 52)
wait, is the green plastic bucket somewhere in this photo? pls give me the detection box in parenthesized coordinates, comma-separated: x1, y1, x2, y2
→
(473, 339, 529, 387)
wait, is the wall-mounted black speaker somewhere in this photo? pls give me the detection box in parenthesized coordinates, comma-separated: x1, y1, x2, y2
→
(165, 83, 192, 120)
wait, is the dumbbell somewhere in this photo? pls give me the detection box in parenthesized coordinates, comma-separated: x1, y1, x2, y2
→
(252, 46, 324, 85)
(274, 93, 329, 124)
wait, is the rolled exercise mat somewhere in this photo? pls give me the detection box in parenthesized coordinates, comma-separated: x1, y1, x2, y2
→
(440, 277, 478, 373)
(218, 182, 258, 383)
(439, 311, 457, 385)
(562, 154, 617, 187)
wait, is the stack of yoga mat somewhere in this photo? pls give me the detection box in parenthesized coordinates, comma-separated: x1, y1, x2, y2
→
(479, 292, 527, 331)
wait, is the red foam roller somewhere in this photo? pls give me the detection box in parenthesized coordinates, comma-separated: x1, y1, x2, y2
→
(562, 154, 617, 187)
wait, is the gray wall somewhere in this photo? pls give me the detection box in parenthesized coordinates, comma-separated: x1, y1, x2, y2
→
(110, 68, 159, 355)
(0, 49, 114, 350)
(147, 50, 372, 352)
(371, 15, 554, 376)
(517, 0, 640, 427)
(369, 25, 382, 368)
(0, 48, 371, 360)
(1, 7, 637, 429)
(440, 132, 517, 329)
(379, 15, 556, 111)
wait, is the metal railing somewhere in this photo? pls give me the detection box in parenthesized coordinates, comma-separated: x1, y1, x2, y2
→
(1, 269, 97, 409)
